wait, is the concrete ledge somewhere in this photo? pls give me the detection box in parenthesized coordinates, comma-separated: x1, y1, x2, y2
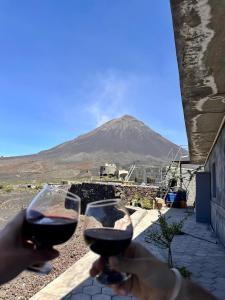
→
(30, 208, 148, 300)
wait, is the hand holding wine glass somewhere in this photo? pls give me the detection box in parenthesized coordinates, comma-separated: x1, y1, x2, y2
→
(84, 199, 133, 285)
(25, 184, 80, 274)
(0, 210, 58, 285)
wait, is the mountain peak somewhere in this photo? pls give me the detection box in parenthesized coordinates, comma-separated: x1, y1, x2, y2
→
(120, 115, 136, 120)
(98, 114, 143, 131)
(103, 115, 138, 125)
(39, 115, 182, 165)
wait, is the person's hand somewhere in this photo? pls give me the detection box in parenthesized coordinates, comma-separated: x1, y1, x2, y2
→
(90, 242, 219, 300)
(0, 210, 59, 284)
(90, 242, 175, 300)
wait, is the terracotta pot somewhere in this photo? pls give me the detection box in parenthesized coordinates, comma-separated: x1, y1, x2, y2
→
(179, 200, 187, 208)
(156, 203, 163, 210)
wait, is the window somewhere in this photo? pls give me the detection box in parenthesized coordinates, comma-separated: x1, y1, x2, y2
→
(212, 162, 217, 198)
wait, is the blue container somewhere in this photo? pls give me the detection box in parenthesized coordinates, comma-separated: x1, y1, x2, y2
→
(165, 192, 177, 203)
(165, 191, 187, 207)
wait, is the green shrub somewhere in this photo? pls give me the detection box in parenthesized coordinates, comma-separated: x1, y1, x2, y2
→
(35, 184, 43, 190)
(4, 186, 13, 193)
(145, 212, 187, 267)
(178, 266, 192, 278)
(131, 195, 153, 210)
(131, 194, 141, 207)
(140, 197, 153, 209)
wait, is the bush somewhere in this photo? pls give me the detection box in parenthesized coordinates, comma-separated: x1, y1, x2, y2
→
(131, 194, 141, 207)
(140, 197, 153, 209)
(178, 266, 192, 278)
(4, 185, 13, 193)
(131, 194, 153, 210)
(145, 213, 187, 267)
(35, 184, 43, 190)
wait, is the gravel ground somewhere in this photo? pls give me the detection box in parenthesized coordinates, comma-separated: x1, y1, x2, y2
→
(0, 191, 36, 228)
(0, 191, 90, 300)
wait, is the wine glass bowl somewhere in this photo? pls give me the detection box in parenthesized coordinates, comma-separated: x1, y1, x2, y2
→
(84, 199, 133, 284)
(25, 184, 80, 273)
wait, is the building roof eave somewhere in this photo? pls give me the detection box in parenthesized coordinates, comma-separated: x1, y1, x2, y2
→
(170, 0, 225, 164)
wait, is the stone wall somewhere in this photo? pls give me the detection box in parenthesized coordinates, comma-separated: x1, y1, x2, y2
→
(69, 183, 157, 214)
(205, 123, 225, 246)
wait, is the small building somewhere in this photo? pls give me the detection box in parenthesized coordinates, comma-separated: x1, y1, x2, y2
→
(118, 169, 128, 180)
(100, 163, 118, 178)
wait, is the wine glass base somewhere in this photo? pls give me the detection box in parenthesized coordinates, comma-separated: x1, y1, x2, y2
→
(96, 270, 130, 285)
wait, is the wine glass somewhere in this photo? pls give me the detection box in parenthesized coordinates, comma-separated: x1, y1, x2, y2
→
(25, 184, 80, 274)
(84, 199, 133, 285)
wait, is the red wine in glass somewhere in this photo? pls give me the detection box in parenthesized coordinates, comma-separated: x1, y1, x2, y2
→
(84, 228, 132, 257)
(25, 184, 80, 274)
(26, 212, 78, 247)
(84, 199, 133, 284)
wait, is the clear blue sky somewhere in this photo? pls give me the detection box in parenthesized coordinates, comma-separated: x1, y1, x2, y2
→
(0, 0, 187, 157)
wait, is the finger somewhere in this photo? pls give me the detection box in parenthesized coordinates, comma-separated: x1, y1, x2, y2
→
(113, 286, 128, 296)
(89, 260, 101, 277)
(90, 257, 105, 277)
(90, 266, 98, 277)
(110, 279, 132, 296)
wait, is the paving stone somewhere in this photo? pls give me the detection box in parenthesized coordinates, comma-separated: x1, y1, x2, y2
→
(71, 286, 84, 294)
(82, 278, 94, 287)
(188, 266, 202, 274)
(70, 293, 91, 300)
(191, 275, 202, 282)
(194, 278, 215, 286)
(112, 296, 132, 300)
(215, 270, 225, 277)
(215, 277, 225, 284)
(207, 286, 216, 292)
(94, 279, 104, 287)
(195, 252, 206, 257)
(92, 294, 111, 300)
(196, 273, 213, 280)
(213, 282, 225, 291)
(62, 295, 71, 300)
(83, 285, 102, 295)
(198, 272, 217, 279)
(212, 290, 225, 300)
(102, 287, 116, 296)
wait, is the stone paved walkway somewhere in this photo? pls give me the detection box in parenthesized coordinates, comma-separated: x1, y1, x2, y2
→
(63, 208, 225, 300)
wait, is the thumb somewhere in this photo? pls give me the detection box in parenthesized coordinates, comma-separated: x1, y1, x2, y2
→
(109, 256, 143, 275)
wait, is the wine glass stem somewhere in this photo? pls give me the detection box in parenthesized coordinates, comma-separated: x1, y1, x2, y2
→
(102, 256, 111, 272)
